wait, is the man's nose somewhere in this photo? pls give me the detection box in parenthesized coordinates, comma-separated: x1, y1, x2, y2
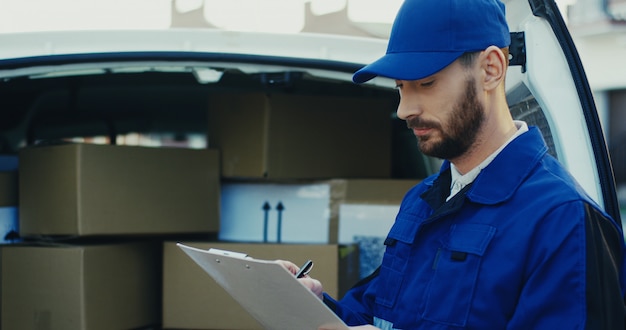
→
(396, 97, 420, 121)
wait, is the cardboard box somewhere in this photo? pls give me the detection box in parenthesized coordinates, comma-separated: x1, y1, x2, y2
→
(162, 241, 359, 330)
(1, 241, 161, 330)
(19, 143, 220, 236)
(219, 179, 418, 244)
(208, 92, 395, 179)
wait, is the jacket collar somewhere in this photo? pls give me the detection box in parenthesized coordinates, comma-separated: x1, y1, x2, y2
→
(424, 126, 548, 206)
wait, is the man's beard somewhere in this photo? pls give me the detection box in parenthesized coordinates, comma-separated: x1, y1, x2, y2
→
(406, 77, 485, 160)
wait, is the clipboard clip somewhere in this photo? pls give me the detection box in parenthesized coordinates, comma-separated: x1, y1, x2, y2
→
(208, 248, 249, 259)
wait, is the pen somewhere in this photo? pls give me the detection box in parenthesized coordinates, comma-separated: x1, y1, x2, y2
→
(296, 260, 314, 278)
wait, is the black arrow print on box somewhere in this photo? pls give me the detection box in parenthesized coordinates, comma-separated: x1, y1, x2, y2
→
(261, 201, 286, 243)
(262, 201, 271, 243)
(276, 201, 284, 243)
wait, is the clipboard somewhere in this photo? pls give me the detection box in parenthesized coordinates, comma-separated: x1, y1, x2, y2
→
(177, 243, 350, 330)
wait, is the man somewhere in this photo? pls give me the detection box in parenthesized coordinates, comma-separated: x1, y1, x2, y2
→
(284, 0, 626, 328)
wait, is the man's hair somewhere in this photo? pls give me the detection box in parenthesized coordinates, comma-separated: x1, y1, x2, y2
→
(459, 47, 510, 68)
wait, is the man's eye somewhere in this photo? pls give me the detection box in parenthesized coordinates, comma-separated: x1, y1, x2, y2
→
(395, 83, 403, 89)
(420, 80, 435, 87)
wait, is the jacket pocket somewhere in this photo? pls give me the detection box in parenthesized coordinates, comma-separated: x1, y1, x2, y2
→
(375, 213, 420, 308)
(422, 223, 496, 327)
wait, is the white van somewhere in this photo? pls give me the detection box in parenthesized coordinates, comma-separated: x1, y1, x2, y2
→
(0, 0, 622, 329)
(0, 0, 618, 217)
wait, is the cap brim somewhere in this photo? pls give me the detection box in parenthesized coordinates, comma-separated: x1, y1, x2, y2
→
(352, 51, 465, 84)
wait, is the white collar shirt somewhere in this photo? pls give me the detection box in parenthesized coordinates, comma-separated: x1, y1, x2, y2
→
(447, 120, 529, 201)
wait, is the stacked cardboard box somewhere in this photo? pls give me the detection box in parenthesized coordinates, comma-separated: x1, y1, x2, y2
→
(219, 178, 418, 244)
(154, 92, 412, 329)
(1, 90, 416, 329)
(1, 241, 161, 330)
(208, 92, 395, 179)
(1, 143, 223, 329)
(18, 143, 221, 236)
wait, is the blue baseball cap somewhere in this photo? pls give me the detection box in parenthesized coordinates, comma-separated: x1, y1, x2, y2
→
(353, 0, 511, 83)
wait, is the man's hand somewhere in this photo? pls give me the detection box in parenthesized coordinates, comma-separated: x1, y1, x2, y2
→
(277, 260, 380, 330)
(276, 259, 324, 300)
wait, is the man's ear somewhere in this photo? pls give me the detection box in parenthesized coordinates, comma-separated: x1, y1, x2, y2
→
(481, 46, 507, 91)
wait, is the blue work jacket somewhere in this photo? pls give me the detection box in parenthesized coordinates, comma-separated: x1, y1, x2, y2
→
(324, 127, 626, 329)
